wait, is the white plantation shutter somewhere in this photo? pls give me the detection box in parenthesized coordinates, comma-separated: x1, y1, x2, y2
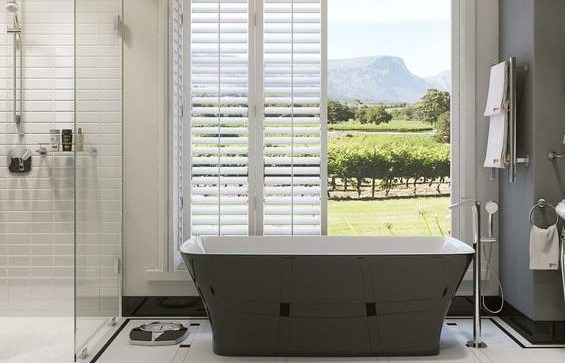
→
(171, 0, 184, 249)
(262, 0, 323, 235)
(189, 0, 250, 236)
(184, 0, 324, 239)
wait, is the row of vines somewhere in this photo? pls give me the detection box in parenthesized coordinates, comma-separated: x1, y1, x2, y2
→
(327, 136, 450, 197)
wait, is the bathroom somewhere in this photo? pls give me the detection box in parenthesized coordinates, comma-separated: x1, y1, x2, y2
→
(1, 0, 565, 362)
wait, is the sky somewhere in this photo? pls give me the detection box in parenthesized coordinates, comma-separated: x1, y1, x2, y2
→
(328, 0, 451, 78)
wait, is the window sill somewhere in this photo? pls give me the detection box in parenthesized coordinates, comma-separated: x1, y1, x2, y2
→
(144, 269, 192, 281)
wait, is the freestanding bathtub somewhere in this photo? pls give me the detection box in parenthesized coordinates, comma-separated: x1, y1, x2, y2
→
(181, 236, 473, 357)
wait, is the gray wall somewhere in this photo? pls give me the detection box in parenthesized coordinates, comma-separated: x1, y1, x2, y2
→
(500, 0, 565, 321)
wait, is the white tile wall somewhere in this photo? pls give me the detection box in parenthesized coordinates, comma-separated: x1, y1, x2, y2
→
(0, 0, 123, 318)
(0, 0, 75, 316)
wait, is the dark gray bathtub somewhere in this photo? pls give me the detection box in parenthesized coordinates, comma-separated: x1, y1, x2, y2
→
(181, 236, 473, 357)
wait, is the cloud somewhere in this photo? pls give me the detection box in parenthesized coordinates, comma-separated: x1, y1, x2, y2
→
(328, 0, 451, 25)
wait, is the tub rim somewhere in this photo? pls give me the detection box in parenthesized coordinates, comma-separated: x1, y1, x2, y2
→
(180, 236, 475, 256)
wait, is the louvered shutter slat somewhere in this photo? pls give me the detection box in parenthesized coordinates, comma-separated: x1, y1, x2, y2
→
(190, 0, 250, 237)
(263, 0, 322, 236)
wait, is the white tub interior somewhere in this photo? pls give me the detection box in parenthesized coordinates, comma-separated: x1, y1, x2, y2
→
(181, 236, 474, 256)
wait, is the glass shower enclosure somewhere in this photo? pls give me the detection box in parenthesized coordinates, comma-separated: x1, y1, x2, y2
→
(74, 0, 123, 359)
(0, 0, 123, 361)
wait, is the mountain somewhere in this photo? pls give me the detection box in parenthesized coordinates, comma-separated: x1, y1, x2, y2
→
(328, 55, 450, 104)
(426, 70, 451, 92)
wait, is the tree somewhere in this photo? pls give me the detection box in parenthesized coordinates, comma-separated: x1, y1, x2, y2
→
(355, 105, 393, 125)
(434, 111, 450, 143)
(390, 105, 418, 121)
(417, 89, 450, 124)
(328, 99, 355, 124)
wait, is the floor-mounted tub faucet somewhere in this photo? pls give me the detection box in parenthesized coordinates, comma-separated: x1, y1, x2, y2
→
(449, 199, 487, 348)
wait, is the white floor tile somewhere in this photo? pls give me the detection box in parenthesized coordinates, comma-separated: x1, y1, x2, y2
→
(0, 317, 74, 363)
(96, 319, 195, 363)
(95, 318, 565, 363)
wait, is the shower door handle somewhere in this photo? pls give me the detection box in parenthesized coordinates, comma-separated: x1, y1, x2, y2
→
(114, 15, 124, 37)
(113, 257, 122, 275)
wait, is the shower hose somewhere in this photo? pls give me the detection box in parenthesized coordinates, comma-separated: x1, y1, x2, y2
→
(481, 241, 504, 314)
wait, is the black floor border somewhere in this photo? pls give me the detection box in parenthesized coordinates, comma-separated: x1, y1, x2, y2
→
(88, 318, 130, 363)
(488, 318, 527, 348)
(90, 317, 205, 362)
(496, 301, 565, 345)
(89, 316, 562, 362)
(123, 296, 207, 317)
(121, 296, 565, 347)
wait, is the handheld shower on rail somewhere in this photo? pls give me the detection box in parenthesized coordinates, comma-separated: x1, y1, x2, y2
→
(6, 0, 23, 136)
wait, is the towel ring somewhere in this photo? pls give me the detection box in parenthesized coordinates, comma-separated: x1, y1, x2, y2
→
(529, 199, 559, 227)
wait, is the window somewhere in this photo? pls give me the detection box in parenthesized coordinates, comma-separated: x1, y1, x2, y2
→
(171, 0, 481, 255)
(176, 0, 325, 240)
(326, 0, 452, 237)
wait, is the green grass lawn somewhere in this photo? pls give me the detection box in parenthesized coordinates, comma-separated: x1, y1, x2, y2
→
(328, 119, 434, 133)
(328, 197, 450, 236)
(329, 132, 442, 148)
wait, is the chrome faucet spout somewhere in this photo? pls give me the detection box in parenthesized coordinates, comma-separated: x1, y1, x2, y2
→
(449, 199, 480, 210)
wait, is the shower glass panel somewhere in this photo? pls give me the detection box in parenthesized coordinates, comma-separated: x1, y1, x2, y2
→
(74, 0, 123, 358)
(0, 1, 122, 361)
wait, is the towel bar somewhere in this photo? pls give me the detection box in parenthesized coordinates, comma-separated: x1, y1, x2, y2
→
(506, 57, 530, 183)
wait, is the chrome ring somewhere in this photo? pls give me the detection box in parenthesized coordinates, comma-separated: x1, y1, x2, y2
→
(529, 199, 559, 227)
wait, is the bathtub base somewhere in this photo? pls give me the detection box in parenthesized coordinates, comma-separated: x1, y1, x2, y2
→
(183, 253, 471, 357)
(182, 236, 473, 357)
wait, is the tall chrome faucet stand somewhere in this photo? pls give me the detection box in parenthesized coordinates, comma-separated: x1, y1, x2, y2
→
(449, 200, 487, 348)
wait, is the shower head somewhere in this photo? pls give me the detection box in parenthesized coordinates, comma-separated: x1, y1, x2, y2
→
(5, 0, 18, 13)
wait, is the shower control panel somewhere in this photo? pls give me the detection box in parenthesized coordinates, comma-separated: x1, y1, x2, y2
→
(8, 148, 31, 173)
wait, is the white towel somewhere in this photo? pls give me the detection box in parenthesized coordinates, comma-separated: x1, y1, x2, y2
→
(484, 61, 508, 116)
(483, 112, 508, 168)
(529, 224, 560, 270)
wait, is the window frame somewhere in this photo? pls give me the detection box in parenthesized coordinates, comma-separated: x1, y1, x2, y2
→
(168, 0, 484, 274)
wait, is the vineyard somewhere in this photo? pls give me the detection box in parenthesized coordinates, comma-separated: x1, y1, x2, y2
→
(328, 134, 450, 199)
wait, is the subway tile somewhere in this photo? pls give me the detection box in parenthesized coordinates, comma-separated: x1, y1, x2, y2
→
(1, 0, 122, 310)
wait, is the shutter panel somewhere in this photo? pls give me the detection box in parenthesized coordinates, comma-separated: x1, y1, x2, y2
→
(172, 0, 183, 249)
(263, 0, 322, 235)
(190, 0, 250, 236)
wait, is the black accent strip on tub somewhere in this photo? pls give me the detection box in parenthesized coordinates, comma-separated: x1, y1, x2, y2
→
(366, 303, 377, 317)
(123, 295, 505, 318)
(280, 303, 290, 317)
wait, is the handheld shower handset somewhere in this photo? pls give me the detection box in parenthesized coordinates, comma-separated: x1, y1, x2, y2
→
(485, 201, 499, 238)
(6, 1, 21, 30)
(5, 0, 18, 13)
